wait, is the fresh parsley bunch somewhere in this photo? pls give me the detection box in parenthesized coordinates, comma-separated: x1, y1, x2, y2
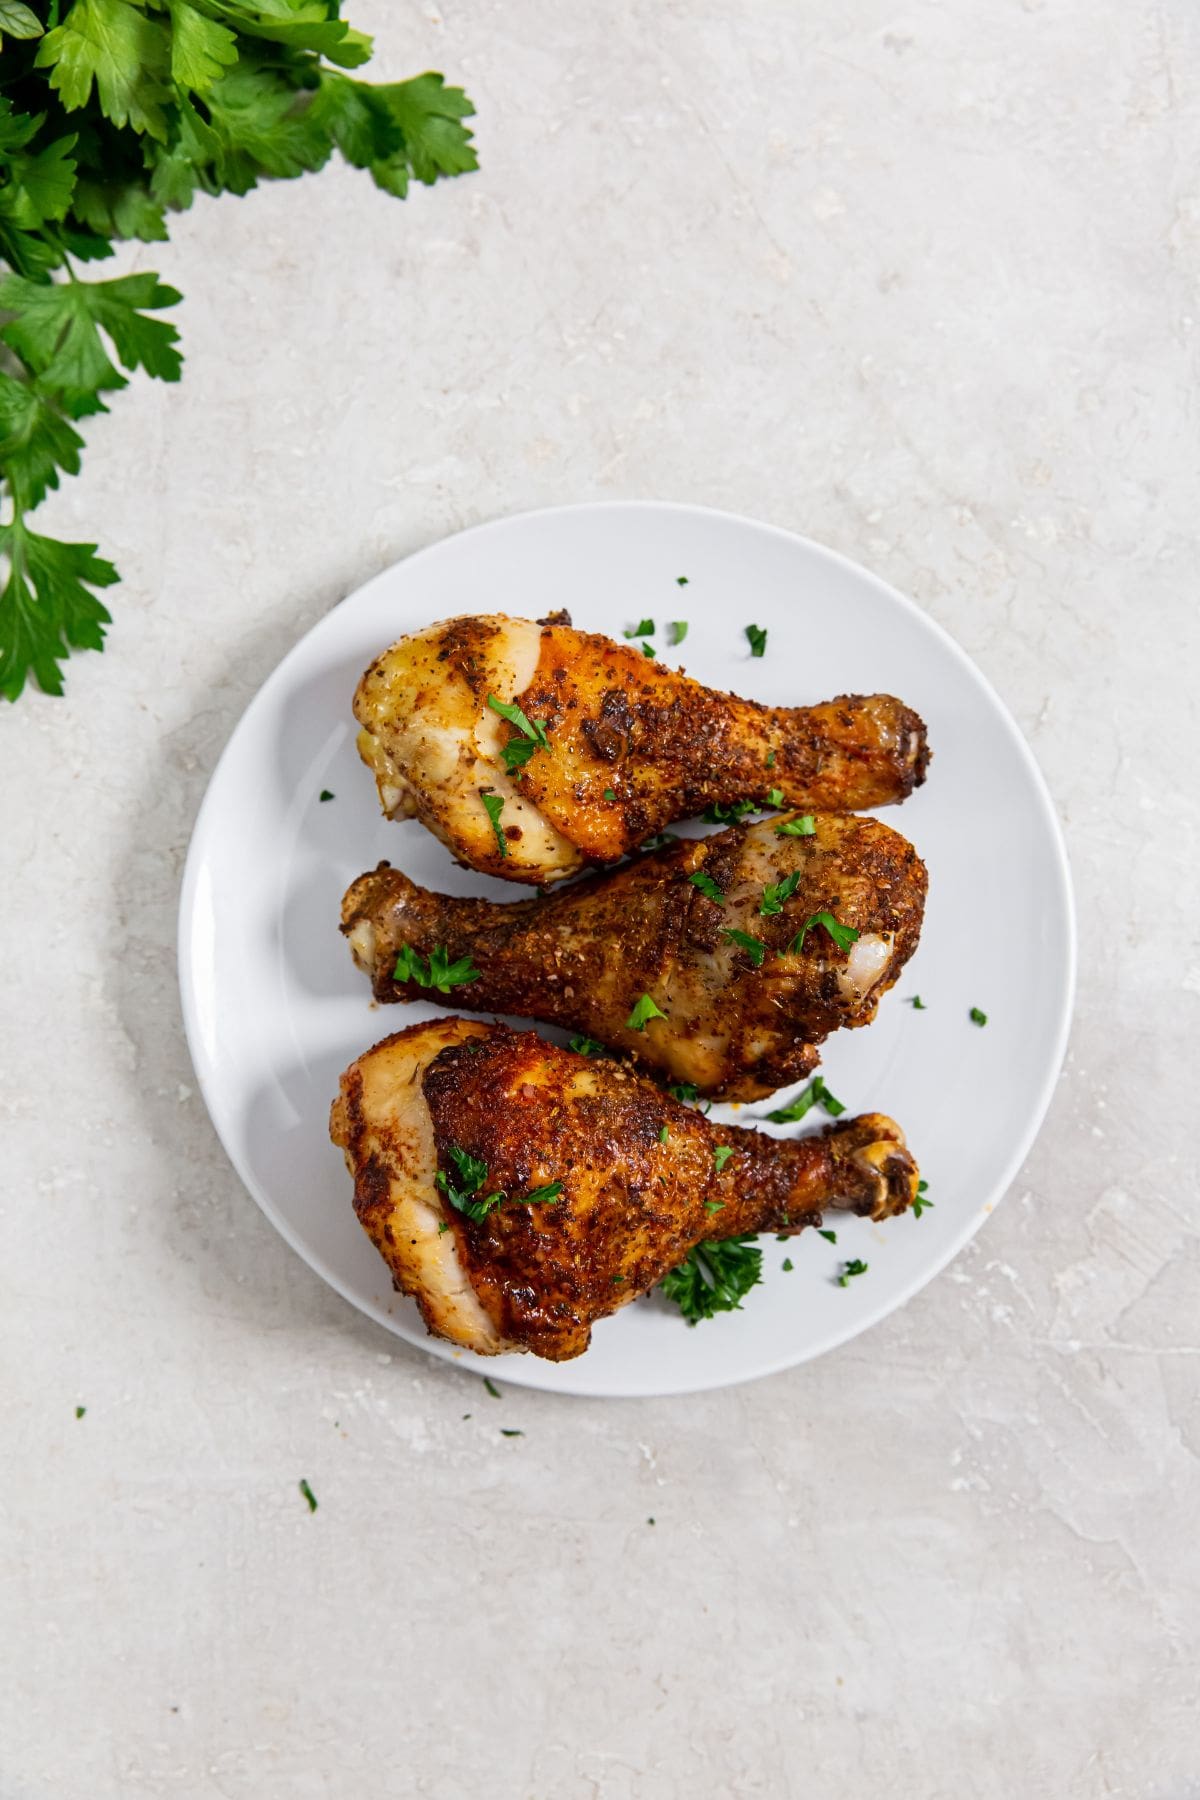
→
(0, 0, 477, 702)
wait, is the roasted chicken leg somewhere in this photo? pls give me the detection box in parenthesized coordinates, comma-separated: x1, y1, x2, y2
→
(330, 1020, 919, 1361)
(341, 810, 927, 1101)
(353, 613, 929, 884)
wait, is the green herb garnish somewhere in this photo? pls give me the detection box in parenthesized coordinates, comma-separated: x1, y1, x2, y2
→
(781, 911, 861, 956)
(676, 576, 688, 586)
(486, 694, 550, 775)
(660, 1236, 762, 1323)
(667, 1081, 699, 1103)
(624, 619, 654, 638)
(766, 1074, 847, 1122)
(759, 870, 801, 917)
(436, 1143, 563, 1222)
(745, 623, 768, 657)
(626, 993, 667, 1031)
(480, 789, 507, 858)
(721, 928, 766, 967)
(970, 1006, 988, 1026)
(500, 1428, 523, 1437)
(817, 1228, 837, 1243)
(776, 815, 816, 838)
(837, 1259, 869, 1288)
(0, 23, 476, 704)
(766, 786, 784, 808)
(74, 1405, 86, 1418)
(766, 750, 776, 767)
(603, 787, 616, 800)
(299, 1479, 318, 1513)
(658, 1126, 669, 1144)
(701, 798, 758, 824)
(393, 943, 480, 993)
(712, 1145, 734, 1173)
(782, 1257, 794, 1272)
(669, 620, 688, 644)
(319, 789, 334, 802)
(568, 1034, 607, 1057)
(483, 1377, 501, 1399)
(688, 869, 725, 905)
(912, 1179, 934, 1219)
(909, 995, 927, 1009)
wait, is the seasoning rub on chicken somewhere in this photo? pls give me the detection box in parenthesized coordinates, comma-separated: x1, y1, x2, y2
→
(353, 613, 930, 884)
(341, 810, 927, 1102)
(330, 1020, 921, 1362)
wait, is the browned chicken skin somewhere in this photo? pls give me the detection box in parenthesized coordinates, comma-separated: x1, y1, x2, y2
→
(341, 811, 927, 1101)
(330, 1020, 920, 1361)
(353, 613, 929, 884)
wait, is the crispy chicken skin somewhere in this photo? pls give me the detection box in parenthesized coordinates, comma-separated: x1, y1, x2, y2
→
(341, 811, 927, 1102)
(330, 1021, 920, 1361)
(353, 613, 930, 884)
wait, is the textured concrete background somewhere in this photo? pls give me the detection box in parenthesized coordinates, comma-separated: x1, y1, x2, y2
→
(3, 2, 1198, 1795)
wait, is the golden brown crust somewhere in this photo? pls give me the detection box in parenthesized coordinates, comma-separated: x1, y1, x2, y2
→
(341, 810, 927, 1101)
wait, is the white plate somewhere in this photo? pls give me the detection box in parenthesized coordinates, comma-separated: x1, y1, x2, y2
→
(179, 502, 1075, 1397)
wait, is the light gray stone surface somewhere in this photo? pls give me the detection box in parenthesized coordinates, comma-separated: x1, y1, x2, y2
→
(3, 3, 1197, 1795)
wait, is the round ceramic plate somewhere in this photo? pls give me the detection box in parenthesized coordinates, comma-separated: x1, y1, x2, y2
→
(179, 502, 1075, 1397)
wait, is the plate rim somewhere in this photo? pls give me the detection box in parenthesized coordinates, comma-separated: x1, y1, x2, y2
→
(178, 499, 1078, 1397)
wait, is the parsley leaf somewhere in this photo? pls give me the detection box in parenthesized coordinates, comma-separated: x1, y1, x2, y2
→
(781, 910, 861, 956)
(568, 1034, 607, 1057)
(658, 1126, 669, 1144)
(970, 1006, 988, 1026)
(782, 1257, 793, 1271)
(837, 1258, 869, 1287)
(318, 789, 334, 802)
(817, 1227, 837, 1243)
(0, 270, 183, 418)
(483, 1376, 501, 1399)
(669, 620, 687, 645)
(712, 1145, 734, 1172)
(912, 1180, 934, 1219)
(436, 1142, 564, 1221)
(909, 995, 927, 1009)
(660, 1236, 762, 1324)
(759, 870, 801, 917)
(0, 515, 117, 701)
(701, 798, 757, 824)
(776, 815, 816, 838)
(480, 789, 507, 858)
(688, 869, 725, 905)
(721, 928, 766, 967)
(667, 1081, 699, 1103)
(0, 3, 43, 44)
(641, 641, 656, 659)
(676, 575, 688, 586)
(298, 1478, 317, 1512)
(626, 993, 667, 1031)
(766, 1074, 847, 1123)
(393, 943, 480, 993)
(486, 693, 550, 775)
(624, 619, 654, 638)
(745, 623, 767, 657)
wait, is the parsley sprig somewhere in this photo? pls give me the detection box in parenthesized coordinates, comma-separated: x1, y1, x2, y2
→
(765, 1073, 847, 1123)
(660, 1236, 763, 1323)
(780, 910, 861, 956)
(393, 943, 480, 993)
(0, 12, 476, 702)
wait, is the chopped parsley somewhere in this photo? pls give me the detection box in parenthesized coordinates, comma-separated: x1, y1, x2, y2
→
(486, 694, 550, 775)
(435, 1144, 563, 1222)
(909, 995, 927, 1009)
(676, 576, 688, 586)
(817, 1227, 837, 1243)
(626, 993, 668, 1031)
(970, 1006, 988, 1026)
(393, 943, 481, 993)
(641, 642, 657, 659)
(782, 1257, 794, 1272)
(912, 1179, 934, 1219)
(745, 623, 768, 658)
(766, 750, 776, 767)
(701, 798, 758, 824)
(669, 620, 688, 645)
(500, 1428, 524, 1437)
(660, 1236, 762, 1324)
(74, 1405, 86, 1419)
(759, 870, 802, 917)
(603, 787, 616, 801)
(667, 1081, 699, 1103)
(688, 869, 725, 905)
(299, 1479, 318, 1513)
(480, 789, 507, 858)
(483, 1377, 501, 1399)
(624, 619, 654, 638)
(776, 815, 816, 838)
(658, 1126, 670, 1144)
(704, 1199, 725, 1214)
(781, 910, 861, 956)
(837, 1259, 869, 1288)
(766, 786, 785, 808)
(766, 1074, 847, 1122)
(319, 789, 334, 802)
(722, 928, 766, 967)
(568, 1034, 607, 1057)
(713, 1145, 734, 1173)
